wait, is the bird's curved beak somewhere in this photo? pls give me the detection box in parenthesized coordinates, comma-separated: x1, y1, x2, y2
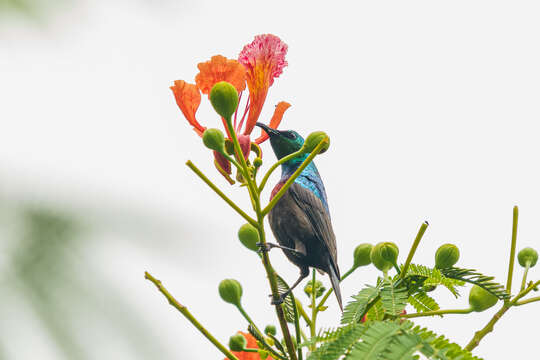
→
(255, 122, 280, 137)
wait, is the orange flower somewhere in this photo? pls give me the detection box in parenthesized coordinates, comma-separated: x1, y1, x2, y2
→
(171, 35, 291, 184)
(224, 332, 262, 360)
(195, 55, 246, 95)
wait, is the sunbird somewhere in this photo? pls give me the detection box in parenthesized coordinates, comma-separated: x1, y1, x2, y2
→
(256, 123, 342, 311)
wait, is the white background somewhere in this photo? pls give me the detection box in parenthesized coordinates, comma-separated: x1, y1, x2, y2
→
(1, 1, 540, 359)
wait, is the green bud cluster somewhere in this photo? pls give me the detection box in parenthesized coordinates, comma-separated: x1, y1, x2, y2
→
(302, 131, 330, 154)
(210, 81, 239, 119)
(218, 279, 243, 307)
(304, 280, 326, 298)
(370, 242, 399, 271)
(353, 243, 373, 268)
(435, 244, 460, 269)
(518, 247, 538, 268)
(264, 325, 277, 336)
(238, 223, 260, 252)
(469, 285, 498, 312)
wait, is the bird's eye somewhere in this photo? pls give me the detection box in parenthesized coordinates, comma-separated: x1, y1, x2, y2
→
(286, 132, 296, 139)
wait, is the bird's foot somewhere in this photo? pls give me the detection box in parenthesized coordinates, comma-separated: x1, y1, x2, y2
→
(269, 293, 287, 306)
(257, 242, 272, 254)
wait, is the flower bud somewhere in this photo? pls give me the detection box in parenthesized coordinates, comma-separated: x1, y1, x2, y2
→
(435, 244, 460, 269)
(353, 243, 373, 268)
(304, 280, 326, 298)
(229, 333, 247, 351)
(202, 128, 225, 152)
(264, 325, 277, 336)
(302, 131, 330, 154)
(370, 242, 398, 271)
(218, 279, 243, 307)
(469, 285, 498, 312)
(518, 247, 538, 268)
(209, 81, 239, 119)
(238, 223, 260, 252)
(253, 157, 263, 168)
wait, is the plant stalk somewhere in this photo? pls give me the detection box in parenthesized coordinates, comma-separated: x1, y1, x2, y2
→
(401, 221, 429, 279)
(505, 206, 519, 298)
(401, 308, 473, 319)
(144, 272, 239, 360)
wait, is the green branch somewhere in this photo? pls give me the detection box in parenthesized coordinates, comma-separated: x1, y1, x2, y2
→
(401, 308, 472, 319)
(505, 206, 519, 297)
(401, 221, 429, 279)
(261, 137, 329, 216)
(258, 150, 304, 192)
(144, 272, 239, 360)
(186, 161, 257, 227)
(516, 295, 540, 306)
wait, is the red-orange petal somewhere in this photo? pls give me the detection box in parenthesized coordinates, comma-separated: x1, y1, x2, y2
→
(170, 80, 205, 136)
(224, 332, 261, 360)
(195, 55, 246, 95)
(255, 101, 291, 144)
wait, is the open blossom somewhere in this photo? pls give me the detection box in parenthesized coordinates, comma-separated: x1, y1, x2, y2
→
(170, 34, 291, 184)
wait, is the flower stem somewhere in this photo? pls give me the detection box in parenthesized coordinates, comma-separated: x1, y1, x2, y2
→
(144, 272, 239, 360)
(236, 305, 263, 337)
(295, 300, 312, 327)
(258, 150, 304, 192)
(401, 308, 473, 319)
(505, 206, 519, 299)
(292, 294, 303, 360)
(401, 221, 429, 279)
(261, 137, 329, 216)
(185, 161, 257, 227)
(465, 279, 540, 351)
(309, 269, 317, 352)
(520, 263, 530, 291)
(516, 295, 540, 306)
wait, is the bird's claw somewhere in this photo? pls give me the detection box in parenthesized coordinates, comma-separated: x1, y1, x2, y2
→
(257, 242, 271, 254)
(269, 293, 285, 306)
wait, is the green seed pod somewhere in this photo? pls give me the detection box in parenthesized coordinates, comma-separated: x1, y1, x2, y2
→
(229, 333, 247, 351)
(302, 131, 330, 154)
(202, 128, 226, 152)
(264, 325, 277, 336)
(238, 223, 260, 252)
(435, 244, 460, 269)
(518, 247, 538, 268)
(353, 243, 373, 268)
(469, 285, 498, 312)
(370, 242, 398, 271)
(218, 279, 243, 307)
(253, 157, 263, 168)
(304, 280, 326, 298)
(258, 350, 269, 360)
(210, 81, 239, 119)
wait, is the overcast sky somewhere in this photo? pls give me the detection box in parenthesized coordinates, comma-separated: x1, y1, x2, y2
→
(2, 1, 540, 359)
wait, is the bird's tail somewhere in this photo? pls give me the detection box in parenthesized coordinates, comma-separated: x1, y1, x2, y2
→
(328, 263, 343, 312)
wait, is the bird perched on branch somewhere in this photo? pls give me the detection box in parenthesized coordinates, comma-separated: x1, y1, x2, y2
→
(256, 122, 342, 311)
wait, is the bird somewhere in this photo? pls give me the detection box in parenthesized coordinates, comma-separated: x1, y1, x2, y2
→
(255, 122, 342, 311)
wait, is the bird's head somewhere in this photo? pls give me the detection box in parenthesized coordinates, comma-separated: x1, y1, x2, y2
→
(255, 123, 305, 160)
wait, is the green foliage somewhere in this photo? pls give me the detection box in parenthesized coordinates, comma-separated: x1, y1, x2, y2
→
(348, 321, 404, 359)
(404, 264, 464, 297)
(276, 275, 296, 322)
(365, 300, 385, 321)
(408, 292, 440, 313)
(440, 267, 510, 300)
(380, 280, 408, 316)
(307, 324, 366, 360)
(341, 285, 381, 325)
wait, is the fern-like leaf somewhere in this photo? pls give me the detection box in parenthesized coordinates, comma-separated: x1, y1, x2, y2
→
(346, 321, 403, 360)
(408, 292, 440, 313)
(307, 324, 366, 360)
(365, 300, 385, 321)
(404, 264, 464, 297)
(276, 275, 296, 322)
(381, 280, 408, 316)
(341, 285, 380, 325)
(382, 331, 425, 360)
(440, 267, 510, 300)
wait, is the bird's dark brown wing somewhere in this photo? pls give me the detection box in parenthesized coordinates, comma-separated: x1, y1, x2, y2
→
(288, 182, 340, 279)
